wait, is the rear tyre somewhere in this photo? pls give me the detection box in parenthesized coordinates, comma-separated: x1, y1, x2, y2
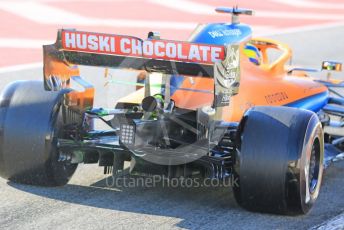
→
(0, 81, 77, 186)
(233, 106, 324, 215)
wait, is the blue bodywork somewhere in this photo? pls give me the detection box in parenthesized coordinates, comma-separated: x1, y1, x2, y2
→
(171, 21, 330, 114)
(286, 91, 329, 112)
(191, 23, 252, 45)
(170, 22, 253, 95)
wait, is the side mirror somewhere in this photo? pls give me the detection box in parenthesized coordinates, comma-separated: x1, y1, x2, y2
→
(322, 61, 342, 72)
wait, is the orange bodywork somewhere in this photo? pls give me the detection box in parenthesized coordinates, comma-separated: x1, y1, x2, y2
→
(119, 38, 328, 122)
(43, 47, 95, 111)
(43, 34, 328, 121)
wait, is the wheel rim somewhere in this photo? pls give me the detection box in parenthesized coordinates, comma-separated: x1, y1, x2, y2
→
(309, 138, 321, 194)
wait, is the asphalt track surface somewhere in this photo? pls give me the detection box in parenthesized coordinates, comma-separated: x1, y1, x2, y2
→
(0, 27, 344, 230)
(1, 0, 344, 68)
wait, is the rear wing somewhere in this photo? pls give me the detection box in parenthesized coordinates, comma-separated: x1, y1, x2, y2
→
(43, 29, 240, 109)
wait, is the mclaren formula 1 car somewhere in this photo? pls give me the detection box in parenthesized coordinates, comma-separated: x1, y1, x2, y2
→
(0, 7, 343, 215)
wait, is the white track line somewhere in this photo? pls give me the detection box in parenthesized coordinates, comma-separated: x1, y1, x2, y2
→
(0, 62, 42, 74)
(0, 25, 273, 49)
(251, 26, 279, 35)
(310, 212, 344, 230)
(272, 0, 344, 10)
(0, 1, 277, 38)
(0, 0, 343, 31)
(0, 0, 343, 72)
(256, 10, 344, 20)
(0, 38, 52, 48)
(148, 0, 214, 15)
(9, 0, 141, 2)
(0, 22, 342, 72)
(262, 21, 344, 36)
(0, 1, 197, 30)
(11, 0, 344, 10)
(149, 0, 344, 20)
(0, 25, 277, 49)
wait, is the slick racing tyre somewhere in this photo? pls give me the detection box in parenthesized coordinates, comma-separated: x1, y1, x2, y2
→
(0, 81, 77, 186)
(233, 106, 324, 215)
